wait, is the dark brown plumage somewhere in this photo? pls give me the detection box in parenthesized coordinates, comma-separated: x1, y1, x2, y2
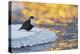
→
(19, 16, 34, 31)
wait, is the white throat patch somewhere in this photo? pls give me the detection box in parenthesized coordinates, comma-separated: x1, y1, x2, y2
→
(31, 19, 35, 25)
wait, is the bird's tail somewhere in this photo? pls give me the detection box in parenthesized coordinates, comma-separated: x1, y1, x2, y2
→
(18, 27, 22, 31)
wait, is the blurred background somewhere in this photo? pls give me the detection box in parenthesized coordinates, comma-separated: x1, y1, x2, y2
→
(11, 2, 77, 23)
(10, 1, 78, 32)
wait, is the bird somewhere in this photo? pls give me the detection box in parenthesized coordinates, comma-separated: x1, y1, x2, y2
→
(18, 16, 35, 31)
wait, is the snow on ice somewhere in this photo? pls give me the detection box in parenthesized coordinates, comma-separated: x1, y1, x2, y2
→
(10, 24, 57, 48)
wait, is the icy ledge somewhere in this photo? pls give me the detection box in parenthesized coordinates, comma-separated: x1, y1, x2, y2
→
(10, 24, 57, 48)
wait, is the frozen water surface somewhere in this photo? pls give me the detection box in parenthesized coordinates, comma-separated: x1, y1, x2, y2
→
(10, 24, 57, 48)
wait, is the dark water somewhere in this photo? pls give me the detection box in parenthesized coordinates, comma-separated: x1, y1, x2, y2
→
(10, 42, 56, 53)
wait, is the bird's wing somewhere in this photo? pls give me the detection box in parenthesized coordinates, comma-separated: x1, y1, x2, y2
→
(21, 19, 31, 28)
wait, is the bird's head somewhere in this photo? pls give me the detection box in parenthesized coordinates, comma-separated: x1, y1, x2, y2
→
(30, 16, 34, 19)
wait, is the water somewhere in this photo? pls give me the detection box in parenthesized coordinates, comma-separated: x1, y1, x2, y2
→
(9, 24, 57, 52)
(11, 42, 57, 53)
